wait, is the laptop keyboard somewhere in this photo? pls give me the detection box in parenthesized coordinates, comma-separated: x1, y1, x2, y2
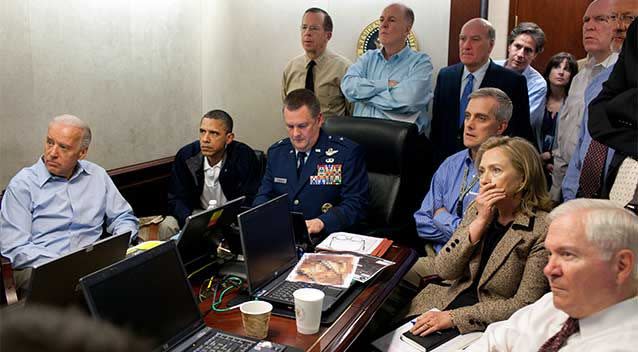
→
(265, 281, 322, 304)
(193, 331, 255, 352)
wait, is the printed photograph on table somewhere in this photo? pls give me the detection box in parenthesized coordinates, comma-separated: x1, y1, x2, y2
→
(287, 253, 358, 288)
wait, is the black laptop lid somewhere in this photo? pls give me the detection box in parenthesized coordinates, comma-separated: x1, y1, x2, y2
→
(80, 241, 204, 351)
(27, 231, 131, 308)
(238, 194, 298, 295)
(177, 196, 245, 266)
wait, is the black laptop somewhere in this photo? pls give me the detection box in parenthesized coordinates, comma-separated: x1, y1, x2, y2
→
(26, 231, 131, 308)
(176, 196, 245, 272)
(80, 241, 296, 352)
(238, 194, 349, 313)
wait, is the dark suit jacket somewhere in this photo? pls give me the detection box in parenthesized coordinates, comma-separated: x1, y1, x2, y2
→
(407, 204, 550, 334)
(168, 140, 262, 227)
(253, 130, 369, 235)
(430, 60, 534, 165)
(589, 19, 637, 157)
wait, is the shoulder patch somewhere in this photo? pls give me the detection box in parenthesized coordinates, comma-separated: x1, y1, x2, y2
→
(326, 134, 357, 149)
(269, 138, 291, 150)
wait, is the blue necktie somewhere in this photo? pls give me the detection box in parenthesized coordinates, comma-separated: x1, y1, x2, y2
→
(459, 73, 474, 126)
(297, 151, 307, 177)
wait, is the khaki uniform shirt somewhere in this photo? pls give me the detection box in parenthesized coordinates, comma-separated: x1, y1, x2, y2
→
(282, 50, 352, 116)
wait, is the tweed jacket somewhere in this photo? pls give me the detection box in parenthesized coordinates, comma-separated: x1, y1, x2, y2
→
(407, 204, 550, 334)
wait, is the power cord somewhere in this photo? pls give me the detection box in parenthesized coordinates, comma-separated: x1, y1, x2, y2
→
(204, 275, 243, 313)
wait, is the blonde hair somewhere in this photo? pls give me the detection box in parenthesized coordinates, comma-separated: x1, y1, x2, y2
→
(476, 136, 553, 215)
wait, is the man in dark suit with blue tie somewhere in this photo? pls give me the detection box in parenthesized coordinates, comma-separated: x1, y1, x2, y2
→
(253, 89, 368, 237)
(430, 18, 535, 166)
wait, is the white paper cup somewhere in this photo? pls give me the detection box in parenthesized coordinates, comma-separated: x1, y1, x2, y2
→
(240, 300, 272, 339)
(293, 288, 324, 334)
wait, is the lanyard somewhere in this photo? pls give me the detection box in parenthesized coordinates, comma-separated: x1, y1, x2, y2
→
(456, 166, 479, 217)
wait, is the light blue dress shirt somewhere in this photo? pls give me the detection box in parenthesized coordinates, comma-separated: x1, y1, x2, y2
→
(0, 158, 138, 269)
(341, 45, 434, 135)
(413, 149, 479, 252)
(495, 60, 547, 149)
(562, 65, 615, 201)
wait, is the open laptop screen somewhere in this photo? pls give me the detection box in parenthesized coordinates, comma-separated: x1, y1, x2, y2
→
(81, 242, 203, 350)
(27, 231, 131, 308)
(178, 196, 246, 267)
(238, 194, 298, 295)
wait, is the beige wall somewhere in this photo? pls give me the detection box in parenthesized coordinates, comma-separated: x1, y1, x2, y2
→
(489, 0, 511, 60)
(1, 0, 202, 187)
(2, 0, 518, 188)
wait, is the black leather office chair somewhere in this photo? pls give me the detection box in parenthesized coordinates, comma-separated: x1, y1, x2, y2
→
(254, 150, 267, 180)
(322, 116, 433, 247)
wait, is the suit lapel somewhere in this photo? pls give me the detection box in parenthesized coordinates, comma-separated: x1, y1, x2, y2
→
(479, 60, 497, 88)
(451, 64, 463, 119)
(478, 212, 534, 288)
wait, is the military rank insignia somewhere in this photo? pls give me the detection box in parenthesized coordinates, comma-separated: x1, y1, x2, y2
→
(310, 164, 342, 185)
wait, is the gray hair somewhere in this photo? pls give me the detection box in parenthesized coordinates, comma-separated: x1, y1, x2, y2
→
(50, 114, 92, 149)
(550, 199, 638, 279)
(508, 22, 545, 54)
(468, 87, 513, 123)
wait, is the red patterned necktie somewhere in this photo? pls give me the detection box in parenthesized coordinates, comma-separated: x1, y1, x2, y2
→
(538, 317, 579, 352)
(578, 139, 608, 198)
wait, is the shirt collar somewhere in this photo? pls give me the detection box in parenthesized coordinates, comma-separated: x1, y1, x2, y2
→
(521, 64, 534, 78)
(579, 296, 638, 339)
(586, 52, 619, 70)
(203, 155, 224, 171)
(377, 44, 411, 62)
(35, 157, 90, 187)
(306, 50, 330, 66)
(463, 59, 490, 81)
(462, 148, 474, 168)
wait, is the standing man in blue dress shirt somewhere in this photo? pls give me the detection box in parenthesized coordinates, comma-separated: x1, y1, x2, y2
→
(495, 22, 547, 150)
(413, 88, 512, 255)
(341, 3, 433, 135)
(0, 115, 138, 292)
(253, 89, 368, 237)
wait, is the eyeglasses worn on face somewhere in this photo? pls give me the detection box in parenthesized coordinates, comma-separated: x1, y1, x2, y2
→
(588, 14, 636, 25)
(301, 25, 323, 32)
(609, 14, 636, 25)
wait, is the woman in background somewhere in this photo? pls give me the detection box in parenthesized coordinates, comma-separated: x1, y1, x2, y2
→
(538, 52, 578, 185)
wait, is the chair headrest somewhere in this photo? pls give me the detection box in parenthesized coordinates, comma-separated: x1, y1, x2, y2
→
(322, 116, 420, 174)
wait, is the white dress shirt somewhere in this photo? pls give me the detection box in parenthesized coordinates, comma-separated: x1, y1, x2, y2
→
(199, 156, 227, 209)
(460, 60, 491, 99)
(465, 292, 638, 352)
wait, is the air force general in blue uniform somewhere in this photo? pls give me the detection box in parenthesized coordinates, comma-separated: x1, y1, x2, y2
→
(253, 89, 368, 236)
(254, 131, 368, 235)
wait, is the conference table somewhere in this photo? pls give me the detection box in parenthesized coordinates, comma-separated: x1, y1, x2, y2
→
(198, 244, 417, 352)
